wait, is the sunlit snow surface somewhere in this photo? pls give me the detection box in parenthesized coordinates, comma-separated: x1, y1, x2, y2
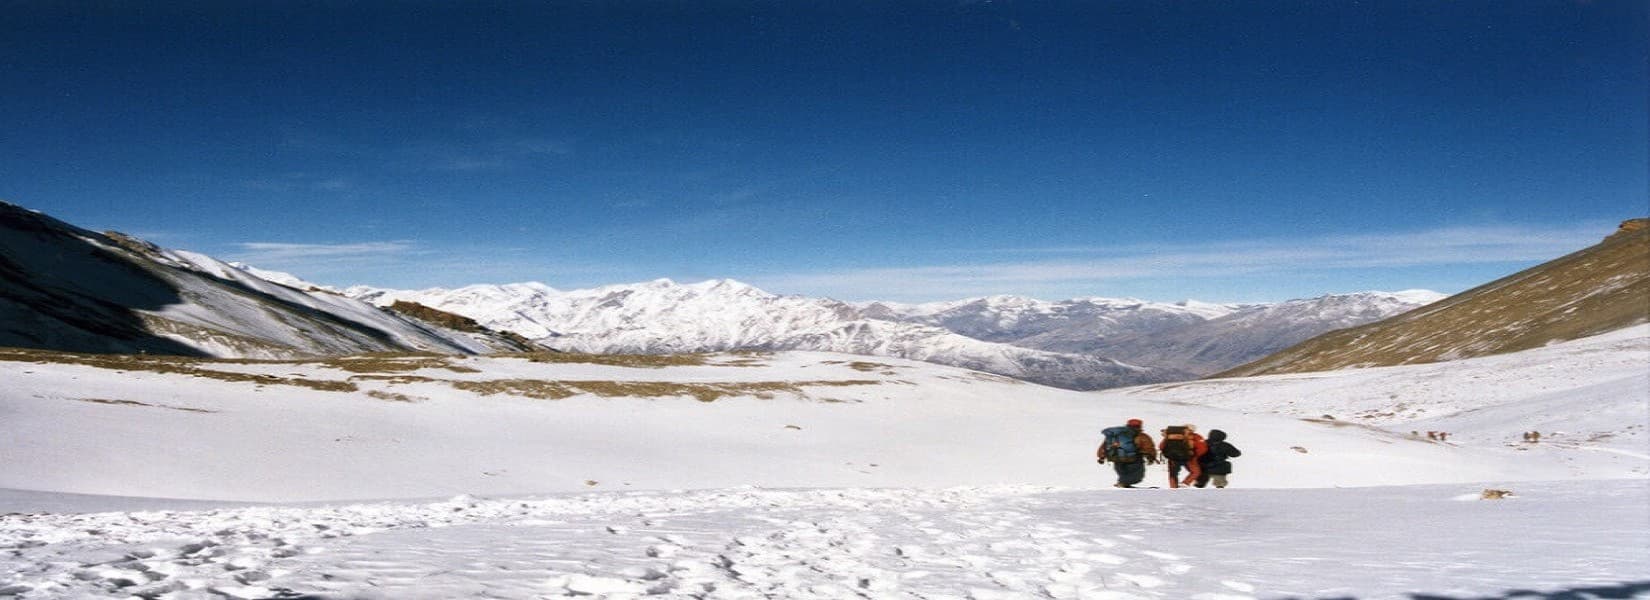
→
(2, 326, 1647, 598)
(2, 482, 1647, 599)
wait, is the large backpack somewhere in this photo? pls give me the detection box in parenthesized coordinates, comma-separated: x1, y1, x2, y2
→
(1161, 425, 1195, 462)
(1100, 426, 1140, 462)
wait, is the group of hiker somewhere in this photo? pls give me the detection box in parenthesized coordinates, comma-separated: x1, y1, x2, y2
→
(1096, 419, 1242, 489)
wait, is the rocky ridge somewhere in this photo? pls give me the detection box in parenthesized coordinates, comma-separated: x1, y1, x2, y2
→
(0, 201, 523, 358)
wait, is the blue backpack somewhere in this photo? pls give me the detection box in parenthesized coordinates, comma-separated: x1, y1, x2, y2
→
(1100, 426, 1139, 462)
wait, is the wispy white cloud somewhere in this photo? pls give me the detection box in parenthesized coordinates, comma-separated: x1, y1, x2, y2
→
(229, 241, 419, 264)
(242, 173, 356, 193)
(220, 241, 620, 290)
(758, 223, 1610, 301)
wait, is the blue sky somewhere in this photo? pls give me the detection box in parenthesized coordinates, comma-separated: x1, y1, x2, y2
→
(3, 1, 1645, 303)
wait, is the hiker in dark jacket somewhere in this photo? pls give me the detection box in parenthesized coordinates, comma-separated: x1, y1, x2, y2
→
(1097, 418, 1158, 488)
(1194, 429, 1242, 488)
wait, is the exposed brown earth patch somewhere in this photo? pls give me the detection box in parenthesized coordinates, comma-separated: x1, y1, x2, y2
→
(75, 397, 216, 413)
(316, 353, 480, 374)
(451, 379, 881, 402)
(0, 347, 358, 392)
(510, 352, 714, 368)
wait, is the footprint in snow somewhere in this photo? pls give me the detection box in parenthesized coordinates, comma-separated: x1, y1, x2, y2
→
(554, 570, 656, 596)
(1113, 572, 1166, 588)
(1088, 553, 1129, 565)
(986, 570, 1032, 591)
(1163, 561, 1194, 575)
(1048, 561, 1093, 582)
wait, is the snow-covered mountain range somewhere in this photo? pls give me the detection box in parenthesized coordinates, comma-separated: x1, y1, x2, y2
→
(347, 280, 1440, 389)
(347, 279, 1169, 390)
(859, 290, 1446, 376)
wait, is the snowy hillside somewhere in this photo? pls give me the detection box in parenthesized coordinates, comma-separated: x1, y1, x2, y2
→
(223, 262, 335, 293)
(1, 327, 1647, 598)
(0, 201, 523, 358)
(1225, 220, 1649, 376)
(349, 279, 1173, 390)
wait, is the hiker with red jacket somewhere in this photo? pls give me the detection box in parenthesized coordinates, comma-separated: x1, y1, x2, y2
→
(1097, 418, 1158, 488)
(1159, 424, 1207, 489)
(1194, 429, 1242, 488)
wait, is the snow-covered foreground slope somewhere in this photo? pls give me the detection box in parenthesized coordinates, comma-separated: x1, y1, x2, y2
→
(2, 482, 1646, 599)
(2, 327, 1648, 597)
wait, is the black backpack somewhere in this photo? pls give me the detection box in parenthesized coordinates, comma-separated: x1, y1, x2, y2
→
(1161, 426, 1195, 461)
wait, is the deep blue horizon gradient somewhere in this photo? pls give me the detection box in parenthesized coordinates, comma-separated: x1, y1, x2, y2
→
(3, 1, 1646, 302)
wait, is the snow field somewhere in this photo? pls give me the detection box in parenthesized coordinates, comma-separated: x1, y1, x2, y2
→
(3, 482, 1645, 599)
(2, 348, 1625, 502)
(2, 327, 1647, 597)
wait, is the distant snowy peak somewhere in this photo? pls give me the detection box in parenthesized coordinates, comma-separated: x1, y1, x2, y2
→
(1387, 289, 1451, 305)
(954, 289, 1445, 377)
(354, 278, 872, 350)
(859, 295, 1238, 322)
(349, 278, 786, 342)
(579, 278, 779, 306)
(1172, 299, 1251, 319)
(1224, 290, 1446, 327)
(224, 262, 335, 292)
(859, 294, 1246, 347)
